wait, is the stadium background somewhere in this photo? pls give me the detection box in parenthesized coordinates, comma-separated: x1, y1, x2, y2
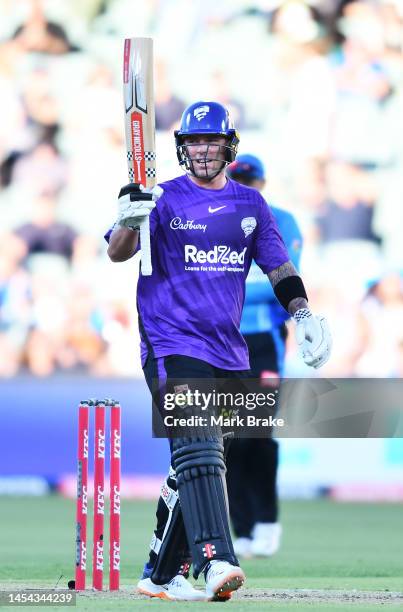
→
(0, 0, 402, 504)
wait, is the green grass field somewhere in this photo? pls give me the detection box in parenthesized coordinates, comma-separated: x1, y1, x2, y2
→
(0, 497, 402, 610)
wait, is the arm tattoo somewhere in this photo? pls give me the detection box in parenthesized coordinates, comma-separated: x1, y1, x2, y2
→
(287, 297, 309, 316)
(267, 261, 308, 315)
(267, 261, 298, 287)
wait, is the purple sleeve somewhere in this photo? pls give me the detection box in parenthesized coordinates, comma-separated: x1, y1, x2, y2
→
(253, 195, 290, 273)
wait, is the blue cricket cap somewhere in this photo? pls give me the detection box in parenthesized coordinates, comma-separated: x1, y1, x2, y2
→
(227, 153, 265, 180)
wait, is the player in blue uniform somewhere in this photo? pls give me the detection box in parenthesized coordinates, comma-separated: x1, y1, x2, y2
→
(106, 102, 331, 601)
(226, 154, 303, 558)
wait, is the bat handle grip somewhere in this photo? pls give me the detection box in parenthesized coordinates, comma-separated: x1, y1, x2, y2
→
(139, 217, 152, 276)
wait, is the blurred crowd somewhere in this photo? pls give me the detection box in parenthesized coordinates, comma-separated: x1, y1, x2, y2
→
(0, 0, 402, 377)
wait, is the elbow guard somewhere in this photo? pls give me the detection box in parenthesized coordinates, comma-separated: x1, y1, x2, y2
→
(274, 275, 308, 311)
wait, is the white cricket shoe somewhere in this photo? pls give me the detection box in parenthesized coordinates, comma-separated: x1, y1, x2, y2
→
(251, 522, 282, 556)
(137, 574, 207, 601)
(205, 560, 245, 601)
(233, 537, 253, 558)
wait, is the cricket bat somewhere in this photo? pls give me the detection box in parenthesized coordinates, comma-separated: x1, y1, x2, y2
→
(123, 37, 156, 276)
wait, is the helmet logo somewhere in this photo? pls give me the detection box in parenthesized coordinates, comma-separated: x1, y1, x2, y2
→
(193, 105, 210, 121)
(241, 217, 257, 238)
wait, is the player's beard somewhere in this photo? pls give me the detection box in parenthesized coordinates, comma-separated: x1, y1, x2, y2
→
(182, 144, 228, 181)
(189, 158, 226, 181)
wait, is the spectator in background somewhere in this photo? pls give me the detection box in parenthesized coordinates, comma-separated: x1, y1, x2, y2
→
(58, 279, 106, 372)
(154, 57, 186, 130)
(207, 69, 248, 130)
(329, 0, 394, 164)
(0, 0, 76, 79)
(316, 161, 381, 245)
(0, 74, 64, 189)
(355, 271, 403, 377)
(269, 0, 331, 53)
(0, 234, 31, 377)
(0, 67, 62, 188)
(395, 340, 403, 377)
(313, 160, 383, 292)
(0, 0, 401, 382)
(12, 2, 78, 55)
(379, 0, 403, 72)
(62, 62, 125, 236)
(21, 68, 61, 145)
(0, 77, 25, 177)
(24, 256, 70, 377)
(14, 191, 77, 261)
(23, 261, 108, 377)
(257, 0, 335, 192)
(293, 157, 326, 212)
(9, 141, 68, 193)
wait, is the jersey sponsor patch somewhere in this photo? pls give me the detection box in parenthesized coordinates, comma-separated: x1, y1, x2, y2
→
(170, 217, 207, 232)
(185, 244, 247, 265)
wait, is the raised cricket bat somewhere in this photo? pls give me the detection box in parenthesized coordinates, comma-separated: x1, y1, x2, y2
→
(123, 37, 156, 276)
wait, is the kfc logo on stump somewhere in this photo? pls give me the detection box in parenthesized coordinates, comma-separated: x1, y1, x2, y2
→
(202, 543, 216, 559)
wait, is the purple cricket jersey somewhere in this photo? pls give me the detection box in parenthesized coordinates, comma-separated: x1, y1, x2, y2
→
(106, 174, 289, 370)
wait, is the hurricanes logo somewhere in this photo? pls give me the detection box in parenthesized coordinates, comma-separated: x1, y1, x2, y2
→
(194, 105, 209, 121)
(241, 217, 257, 237)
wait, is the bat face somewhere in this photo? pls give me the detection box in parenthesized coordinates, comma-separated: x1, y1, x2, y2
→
(123, 38, 156, 188)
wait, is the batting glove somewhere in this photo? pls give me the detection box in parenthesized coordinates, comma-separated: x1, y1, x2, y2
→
(116, 183, 163, 229)
(294, 308, 332, 369)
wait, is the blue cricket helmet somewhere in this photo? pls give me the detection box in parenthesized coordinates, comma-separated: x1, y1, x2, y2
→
(174, 101, 240, 170)
(227, 154, 265, 181)
(176, 101, 237, 138)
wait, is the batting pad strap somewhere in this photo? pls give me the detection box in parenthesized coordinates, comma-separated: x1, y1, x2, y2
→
(150, 534, 162, 554)
(160, 480, 179, 512)
(149, 472, 191, 585)
(150, 501, 191, 585)
(273, 275, 308, 312)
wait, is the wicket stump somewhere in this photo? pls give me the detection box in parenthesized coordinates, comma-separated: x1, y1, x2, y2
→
(73, 399, 121, 591)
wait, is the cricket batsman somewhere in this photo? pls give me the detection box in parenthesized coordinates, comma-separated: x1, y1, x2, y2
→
(226, 154, 303, 558)
(106, 101, 332, 601)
